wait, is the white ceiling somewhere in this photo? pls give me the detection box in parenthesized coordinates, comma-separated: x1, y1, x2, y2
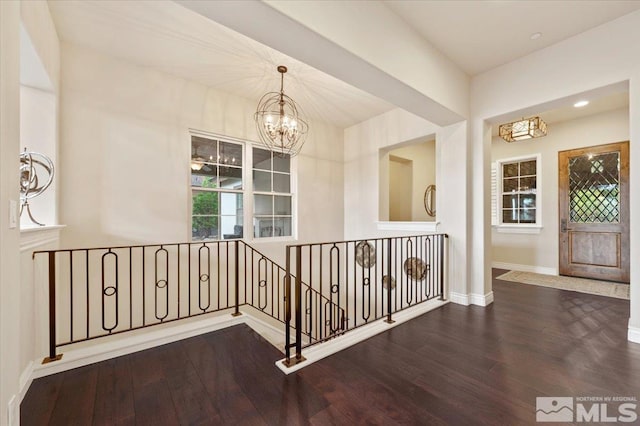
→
(48, 1, 638, 129)
(384, 0, 640, 76)
(47, 0, 394, 129)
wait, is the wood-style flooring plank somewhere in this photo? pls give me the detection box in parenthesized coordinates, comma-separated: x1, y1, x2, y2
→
(20, 269, 640, 425)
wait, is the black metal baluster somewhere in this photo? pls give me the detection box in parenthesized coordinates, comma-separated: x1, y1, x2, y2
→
(385, 238, 394, 323)
(101, 250, 118, 333)
(232, 241, 241, 317)
(154, 246, 169, 322)
(199, 244, 211, 312)
(86, 250, 89, 339)
(43, 251, 59, 363)
(294, 246, 304, 363)
(129, 247, 133, 329)
(188, 244, 192, 316)
(69, 251, 73, 342)
(177, 244, 181, 319)
(142, 247, 146, 326)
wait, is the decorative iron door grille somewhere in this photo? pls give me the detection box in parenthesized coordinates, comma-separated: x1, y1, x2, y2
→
(568, 151, 620, 223)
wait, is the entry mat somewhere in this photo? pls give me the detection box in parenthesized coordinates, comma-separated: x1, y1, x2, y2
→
(497, 270, 630, 300)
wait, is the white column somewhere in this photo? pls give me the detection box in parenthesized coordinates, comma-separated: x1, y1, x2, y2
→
(0, 1, 23, 424)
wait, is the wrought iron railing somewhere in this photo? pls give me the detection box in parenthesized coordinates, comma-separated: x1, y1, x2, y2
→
(33, 240, 344, 363)
(283, 234, 448, 367)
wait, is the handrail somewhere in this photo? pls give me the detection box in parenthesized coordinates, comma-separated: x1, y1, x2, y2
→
(34, 239, 344, 363)
(32, 240, 344, 362)
(283, 233, 448, 366)
(33, 234, 444, 367)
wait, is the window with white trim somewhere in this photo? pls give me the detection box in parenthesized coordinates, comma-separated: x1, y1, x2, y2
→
(494, 154, 542, 228)
(252, 148, 292, 238)
(190, 133, 293, 240)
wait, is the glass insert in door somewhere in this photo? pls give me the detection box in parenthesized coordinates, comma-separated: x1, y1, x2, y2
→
(568, 151, 620, 223)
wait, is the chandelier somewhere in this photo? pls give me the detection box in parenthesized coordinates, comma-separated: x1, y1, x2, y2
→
(498, 116, 547, 142)
(254, 65, 308, 157)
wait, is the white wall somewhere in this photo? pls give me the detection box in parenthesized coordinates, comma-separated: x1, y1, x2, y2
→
(344, 109, 470, 302)
(470, 10, 640, 341)
(59, 43, 344, 266)
(491, 108, 629, 273)
(388, 156, 412, 221)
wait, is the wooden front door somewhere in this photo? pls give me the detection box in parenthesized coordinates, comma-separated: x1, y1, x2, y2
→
(558, 141, 629, 283)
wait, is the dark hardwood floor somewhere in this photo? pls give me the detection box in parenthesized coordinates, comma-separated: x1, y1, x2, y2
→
(22, 269, 640, 425)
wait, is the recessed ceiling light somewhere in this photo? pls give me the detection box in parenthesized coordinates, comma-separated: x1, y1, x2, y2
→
(530, 32, 542, 40)
(574, 100, 589, 108)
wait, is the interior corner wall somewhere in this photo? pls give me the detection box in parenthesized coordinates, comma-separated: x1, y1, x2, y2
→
(343, 109, 469, 299)
(343, 109, 439, 239)
(491, 108, 629, 273)
(387, 141, 436, 222)
(58, 43, 344, 264)
(470, 10, 640, 338)
(0, 2, 22, 424)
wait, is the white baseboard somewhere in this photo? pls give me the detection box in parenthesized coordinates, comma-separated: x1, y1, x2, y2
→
(7, 395, 18, 426)
(492, 261, 557, 276)
(470, 291, 494, 306)
(32, 313, 247, 379)
(629, 325, 640, 344)
(276, 298, 449, 374)
(449, 291, 469, 306)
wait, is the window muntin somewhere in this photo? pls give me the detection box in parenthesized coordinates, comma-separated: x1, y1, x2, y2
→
(499, 157, 539, 225)
(252, 148, 292, 238)
(190, 135, 293, 241)
(191, 136, 244, 240)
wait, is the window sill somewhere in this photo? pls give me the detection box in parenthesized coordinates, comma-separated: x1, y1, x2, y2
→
(494, 225, 542, 234)
(376, 221, 439, 232)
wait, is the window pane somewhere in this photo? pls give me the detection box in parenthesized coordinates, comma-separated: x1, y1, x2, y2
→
(503, 163, 518, 178)
(254, 216, 274, 238)
(502, 209, 518, 224)
(253, 170, 271, 192)
(520, 194, 536, 209)
(221, 215, 243, 239)
(220, 192, 242, 215)
(273, 154, 290, 173)
(520, 209, 536, 223)
(274, 217, 292, 237)
(502, 194, 518, 210)
(273, 173, 290, 193)
(520, 160, 536, 176)
(192, 190, 218, 215)
(503, 178, 518, 192)
(519, 176, 536, 191)
(191, 163, 217, 179)
(274, 195, 291, 215)
(254, 194, 273, 215)
(219, 166, 242, 190)
(192, 136, 217, 161)
(191, 175, 217, 188)
(253, 148, 271, 170)
(192, 215, 218, 240)
(219, 142, 242, 166)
